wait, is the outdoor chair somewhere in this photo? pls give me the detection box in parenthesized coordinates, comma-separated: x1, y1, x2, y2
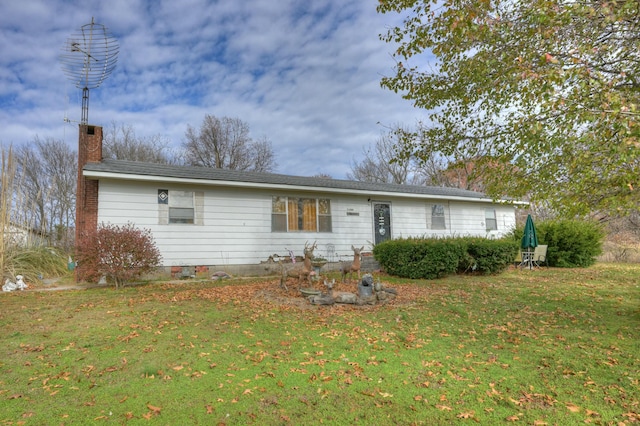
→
(533, 245, 548, 267)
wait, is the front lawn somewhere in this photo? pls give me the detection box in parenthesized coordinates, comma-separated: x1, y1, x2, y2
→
(1, 263, 638, 425)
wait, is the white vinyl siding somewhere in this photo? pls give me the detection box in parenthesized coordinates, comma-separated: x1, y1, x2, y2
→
(96, 179, 516, 267)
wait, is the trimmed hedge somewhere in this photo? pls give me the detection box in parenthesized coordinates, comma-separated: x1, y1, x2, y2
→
(459, 237, 520, 274)
(373, 237, 518, 279)
(512, 219, 604, 268)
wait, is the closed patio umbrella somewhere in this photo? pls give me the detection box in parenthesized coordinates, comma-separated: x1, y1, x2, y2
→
(521, 214, 538, 269)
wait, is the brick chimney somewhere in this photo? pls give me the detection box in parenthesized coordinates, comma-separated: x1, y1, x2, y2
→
(75, 125, 102, 256)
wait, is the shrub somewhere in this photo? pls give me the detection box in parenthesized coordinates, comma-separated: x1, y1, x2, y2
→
(537, 219, 604, 267)
(374, 236, 518, 279)
(76, 223, 162, 288)
(459, 237, 519, 274)
(512, 219, 604, 267)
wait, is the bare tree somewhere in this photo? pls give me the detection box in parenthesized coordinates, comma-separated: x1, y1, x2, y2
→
(13, 137, 76, 249)
(312, 173, 333, 179)
(183, 114, 276, 172)
(103, 122, 180, 164)
(14, 143, 48, 233)
(40, 138, 76, 249)
(250, 136, 277, 173)
(348, 125, 426, 185)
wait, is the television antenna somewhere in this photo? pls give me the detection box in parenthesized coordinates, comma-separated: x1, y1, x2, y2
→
(59, 17, 119, 125)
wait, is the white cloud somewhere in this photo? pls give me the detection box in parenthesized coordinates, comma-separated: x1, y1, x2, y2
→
(0, 0, 425, 178)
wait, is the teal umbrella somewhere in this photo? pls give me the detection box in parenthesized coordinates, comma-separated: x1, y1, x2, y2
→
(521, 214, 538, 269)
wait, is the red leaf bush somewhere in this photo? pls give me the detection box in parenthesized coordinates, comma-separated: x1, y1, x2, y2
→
(76, 223, 162, 288)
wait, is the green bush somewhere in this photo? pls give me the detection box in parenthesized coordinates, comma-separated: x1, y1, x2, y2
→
(459, 237, 519, 274)
(373, 237, 516, 279)
(373, 238, 462, 279)
(513, 219, 604, 267)
(537, 220, 604, 267)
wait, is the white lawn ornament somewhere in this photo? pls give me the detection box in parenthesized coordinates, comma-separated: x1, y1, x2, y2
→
(2, 278, 17, 292)
(3, 275, 27, 292)
(16, 275, 27, 290)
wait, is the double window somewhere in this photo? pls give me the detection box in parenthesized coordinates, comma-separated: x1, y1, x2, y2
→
(272, 197, 332, 232)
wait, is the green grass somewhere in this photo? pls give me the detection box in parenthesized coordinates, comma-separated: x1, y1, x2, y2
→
(1, 263, 639, 425)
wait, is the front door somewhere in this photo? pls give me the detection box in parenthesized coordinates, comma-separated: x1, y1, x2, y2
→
(373, 203, 391, 245)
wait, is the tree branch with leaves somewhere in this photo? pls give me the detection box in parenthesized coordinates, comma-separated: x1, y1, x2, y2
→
(378, 0, 639, 215)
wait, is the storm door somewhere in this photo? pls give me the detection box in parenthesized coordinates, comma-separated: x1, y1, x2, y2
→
(373, 203, 391, 245)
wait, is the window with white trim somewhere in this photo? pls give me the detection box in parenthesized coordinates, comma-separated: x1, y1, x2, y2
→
(485, 208, 497, 231)
(158, 189, 203, 225)
(169, 191, 194, 224)
(430, 204, 446, 230)
(272, 196, 332, 232)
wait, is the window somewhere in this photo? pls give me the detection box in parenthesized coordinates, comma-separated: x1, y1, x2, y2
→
(485, 209, 497, 231)
(271, 196, 332, 232)
(431, 204, 446, 230)
(272, 197, 287, 232)
(158, 189, 202, 225)
(318, 199, 332, 232)
(169, 191, 194, 224)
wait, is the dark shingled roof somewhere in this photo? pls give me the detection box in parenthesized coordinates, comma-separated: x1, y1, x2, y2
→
(84, 158, 493, 200)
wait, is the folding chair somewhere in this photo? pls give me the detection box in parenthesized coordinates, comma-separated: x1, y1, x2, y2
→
(533, 245, 548, 267)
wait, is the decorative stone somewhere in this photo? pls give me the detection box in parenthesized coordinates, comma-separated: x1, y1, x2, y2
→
(358, 274, 374, 298)
(308, 293, 334, 305)
(333, 291, 357, 304)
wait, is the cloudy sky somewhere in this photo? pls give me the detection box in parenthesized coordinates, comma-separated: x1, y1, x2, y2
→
(0, 0, 428, 178)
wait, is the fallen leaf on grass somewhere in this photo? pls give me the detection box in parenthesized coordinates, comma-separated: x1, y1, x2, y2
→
(205, 404, 214, 414)
(457, 411, 475, 419)
(585, 409, 600, 417)
(566, 403, 581, 413)
(436, 404, 452, 411)
(147, 404, 161, 414)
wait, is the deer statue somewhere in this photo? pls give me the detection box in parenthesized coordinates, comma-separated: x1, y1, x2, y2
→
(281, 241, 317, 289)
(341, 245, 364, 283)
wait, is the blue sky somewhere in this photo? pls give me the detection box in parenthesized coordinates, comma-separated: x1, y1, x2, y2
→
(0, 0, 426, 178)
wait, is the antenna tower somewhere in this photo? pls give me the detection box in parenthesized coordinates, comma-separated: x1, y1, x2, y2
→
(59, 17, 119, 125)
